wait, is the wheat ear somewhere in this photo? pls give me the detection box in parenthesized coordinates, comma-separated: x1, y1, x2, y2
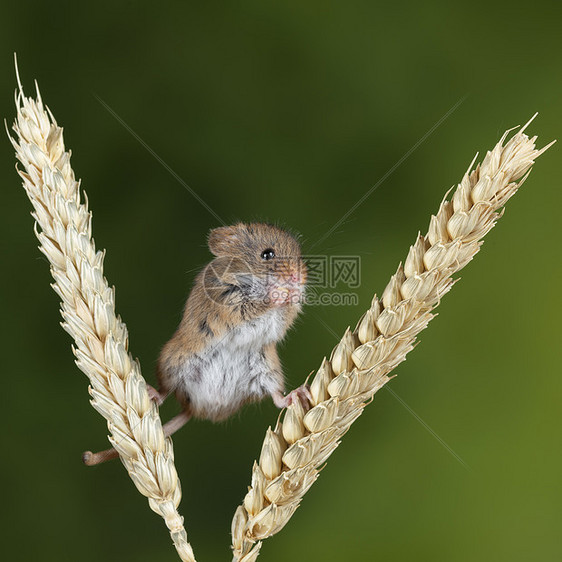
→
(9, 73, 196, 562)
(231, 119, 554, 562)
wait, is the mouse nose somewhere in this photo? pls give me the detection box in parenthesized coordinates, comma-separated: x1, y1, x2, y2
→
(289, 268, 306, 284)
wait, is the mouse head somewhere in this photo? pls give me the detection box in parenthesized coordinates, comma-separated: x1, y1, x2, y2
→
(207, 222, 307, 307)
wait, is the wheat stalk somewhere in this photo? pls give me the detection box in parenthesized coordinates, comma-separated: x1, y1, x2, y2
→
(9, 60, 553, 562)
(231, 120, 553, 562)
(8, 69, 196, 562)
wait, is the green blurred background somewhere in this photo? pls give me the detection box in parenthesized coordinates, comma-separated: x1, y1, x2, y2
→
(1, 1, 560, 561)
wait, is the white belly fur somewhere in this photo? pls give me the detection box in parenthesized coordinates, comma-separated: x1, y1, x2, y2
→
(176, 309, 287, 421)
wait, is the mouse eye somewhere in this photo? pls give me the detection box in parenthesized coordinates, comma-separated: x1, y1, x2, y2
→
(261, 248, 275, 261)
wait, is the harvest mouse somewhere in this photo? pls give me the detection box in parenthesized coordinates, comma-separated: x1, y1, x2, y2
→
(83, 222, 310, 465)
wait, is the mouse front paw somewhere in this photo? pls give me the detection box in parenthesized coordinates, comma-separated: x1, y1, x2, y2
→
(273, 385, 312, 411)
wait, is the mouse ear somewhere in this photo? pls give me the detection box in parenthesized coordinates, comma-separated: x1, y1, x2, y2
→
(208, 225, 241, 256)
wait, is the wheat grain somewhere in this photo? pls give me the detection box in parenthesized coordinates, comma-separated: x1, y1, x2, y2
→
(231, 119, 553, 562)
(8, 67, 196, 562)
(9, 60, 553, 562)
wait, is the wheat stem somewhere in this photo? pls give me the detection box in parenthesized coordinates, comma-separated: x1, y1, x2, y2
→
(9, 70, 196, 562)
(231, 118, 554, 562)
(10, 61, 553, 562)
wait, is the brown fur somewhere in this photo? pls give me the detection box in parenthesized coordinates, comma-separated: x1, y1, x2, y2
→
(156, 223, 306, 419)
